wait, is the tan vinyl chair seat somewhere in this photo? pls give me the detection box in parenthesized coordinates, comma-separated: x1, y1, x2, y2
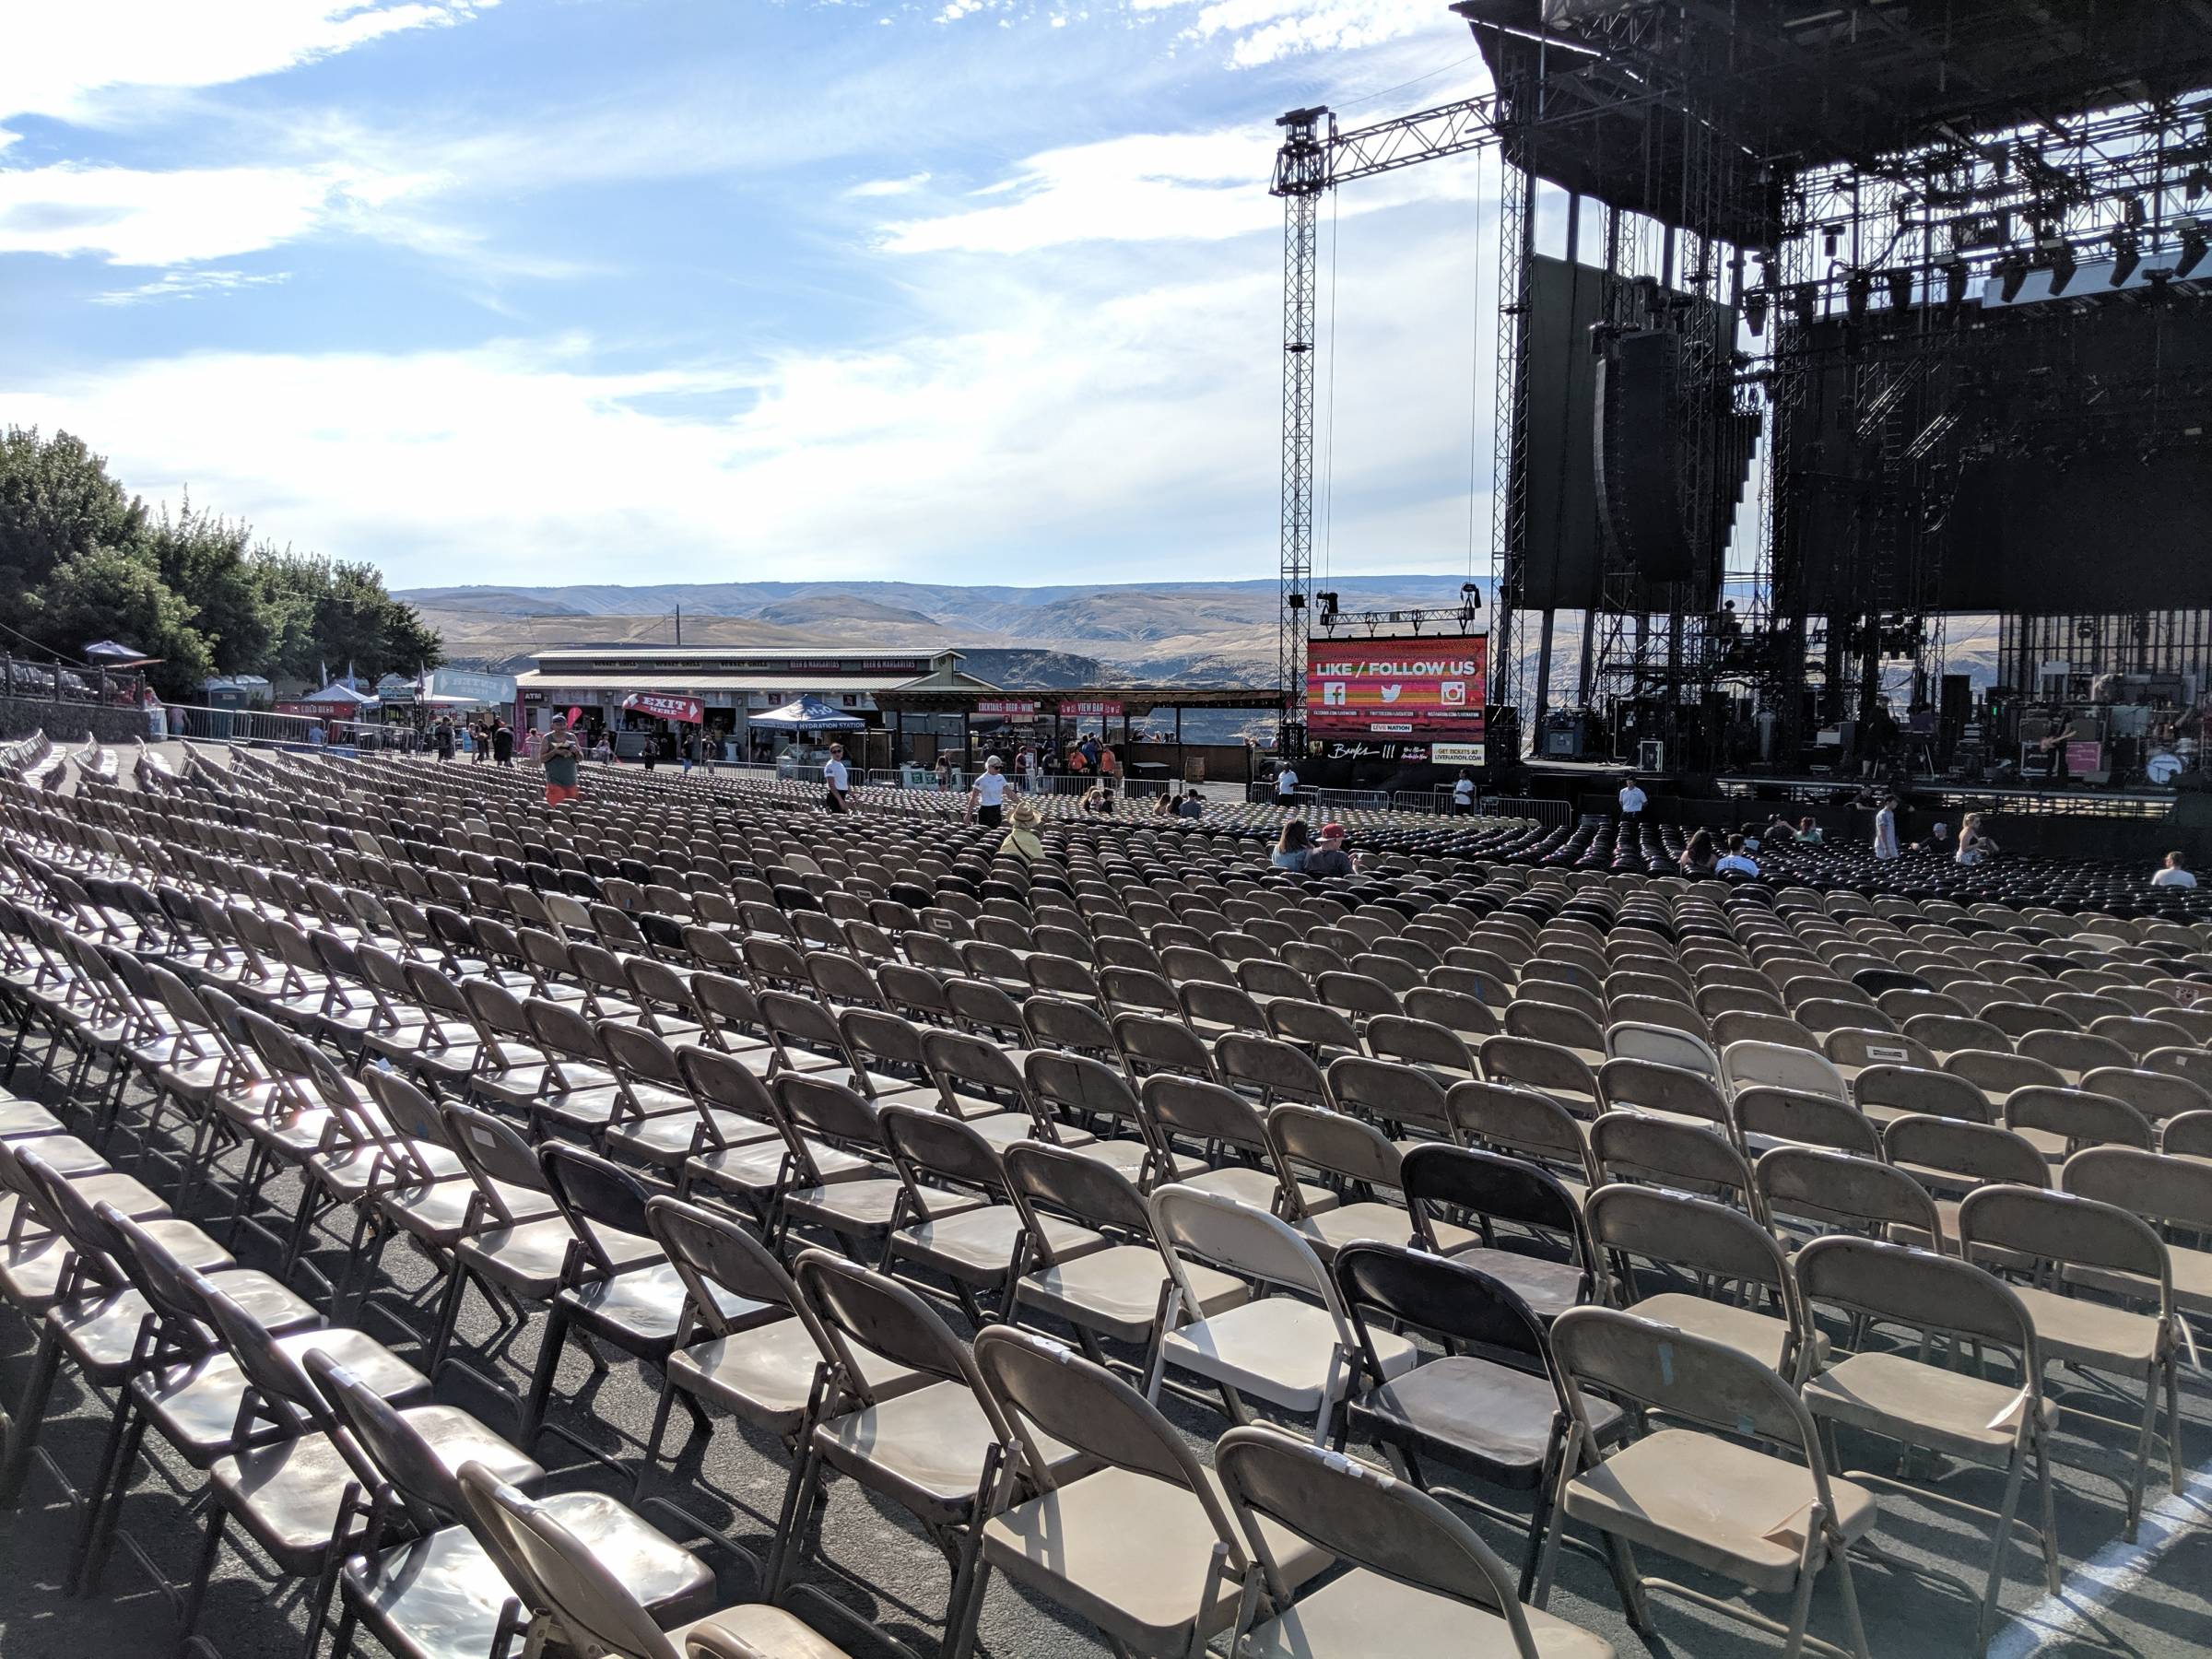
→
(815, 1378, 1081, 1524)
(1805, 1349, 2057, 1462)
(1625, 1291, 1827, 1377)
(1017, 1246, 1249, 1343)
(1162, 1298, 1417, 1413)
(1563, 1428, 1877, 1594)
(983, 1465, 1331, 1652)
(670, 1318, 925, 1438)
(897, 1206, 1106, 1283)
(2006, 1282, 2165, 1373)
(1243, 1569, 1614, 1659)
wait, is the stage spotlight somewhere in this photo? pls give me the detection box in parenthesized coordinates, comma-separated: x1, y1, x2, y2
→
(1845, 268, 1872, 322)
(1940, 255, 1969, 317)
(1286, 592, 1306, 611)
(1791, 283, 1818, 329)
(1885, 268, 1914, 312)
(2110, 231, 2141, 287)
(2045, 238, 2077, 294)
(1997, 256, 2029, 302)
(1744, 288, 1768, 335)
(1315, 591, 1338, 625)
(2179, 222, 2209, 279)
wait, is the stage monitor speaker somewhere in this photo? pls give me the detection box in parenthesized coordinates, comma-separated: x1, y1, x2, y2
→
(1638, 738, 1666, 772)
(1594, 331, 1695, 581)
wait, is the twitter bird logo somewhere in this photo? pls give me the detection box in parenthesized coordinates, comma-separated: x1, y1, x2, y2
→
(1380, 685, 1403, 702)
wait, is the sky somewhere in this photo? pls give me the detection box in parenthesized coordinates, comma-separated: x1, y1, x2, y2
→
(0, 0, 1507, 590)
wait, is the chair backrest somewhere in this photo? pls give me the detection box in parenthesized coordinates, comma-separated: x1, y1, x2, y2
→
(1004, 1137, 1154, 1245)
(1722, 1039, 1848, 1100)
(1589, 1111, 1755, 1208)
(1399, 1143, 1588, 1273)
(454, 1463, 680, 1659)
(2064, 1146, 2212, 1234)
(973, 1325, 1225, 1513)
(1267, 1102, 1403, 1202)
(1853, 1063, 1992, 1124)
(1326, 1053, 1453, 1137)
(1958, 1184, 2171, 1300)
(1215, 1426, 1538, 1642)
(1594, 1056, 1729, 1127)
(1795, 1234, 2039, 1364)
(1730, 1087, 1883, 1159)
(1585, 1181, 1789, 1301)
(1332, 1241, 1553, 1381)
(305, 1350, 477, 1535)
(2003, 1085, 2156, 1152)
(1755, 1145, 1940, 1241)
(790, 1248, 986, 1407)
(644, 1194, 800, 1341)
(1141, 1072, 1268, 1161)
(1148, 1183, 1336, 1310)
(1445, 1080, 1595, 1183)
(537, 1143, 653, 1273)
(1550, 1305, 1823, 1462)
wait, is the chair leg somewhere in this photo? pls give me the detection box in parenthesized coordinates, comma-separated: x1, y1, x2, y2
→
(636, 1374, 683, 1502)
(519, 1303, 571, 1448)
(768, 1443, 829, 1600)
(2034, 1437, 2061, 1595)
(74, 1402, 150, 1595)
(1975, 1444, 2031, 1654)
(1780, 1553, 1820, 1659)
(0, 1320, 64, 1503)
(1832, 1547, 1873, 1659)
(176, 1502, 230, 1651)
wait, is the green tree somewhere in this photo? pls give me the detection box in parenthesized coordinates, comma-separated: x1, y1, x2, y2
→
(147, 498, 270, 674)
(252, 547, 442, 684)
(33, 545, 213, 699)
(0, 428, 147, 602)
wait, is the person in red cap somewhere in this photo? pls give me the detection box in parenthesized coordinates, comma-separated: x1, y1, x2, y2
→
(1302, 822, 1357, 877)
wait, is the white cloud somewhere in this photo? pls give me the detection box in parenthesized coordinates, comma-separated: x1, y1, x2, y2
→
(0, 1, 495, 125)
(1130, 0, 1452, 66)
(880, 130, 1279, 254)
(0, 192, 1498, 587)
(845, 171, 933, 198)
(0, 161, 364, 265)
(92, 267, 291, 305)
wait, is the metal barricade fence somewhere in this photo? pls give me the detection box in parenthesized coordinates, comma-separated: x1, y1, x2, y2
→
(1486, 795, 1571, 827)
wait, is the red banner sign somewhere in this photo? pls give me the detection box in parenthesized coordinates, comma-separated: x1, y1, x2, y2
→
(976, 699, 1041, 718)
(1061, 700, 1124, 718)
(622, 691, 704, 724)
(1306, 633, 1488, 736)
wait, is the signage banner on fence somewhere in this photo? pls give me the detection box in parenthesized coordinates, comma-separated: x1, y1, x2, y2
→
(975, 699, 1041, 718)
(621, 691, 705, 724)
(1059, 700, 1125, 719)
(1306, 633, 1487, 736)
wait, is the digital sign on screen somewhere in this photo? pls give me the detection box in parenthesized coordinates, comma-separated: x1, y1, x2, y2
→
(1306, 633, 1488, 737)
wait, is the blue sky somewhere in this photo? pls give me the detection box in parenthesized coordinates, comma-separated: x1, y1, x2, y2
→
(1, 0, 1501, 588)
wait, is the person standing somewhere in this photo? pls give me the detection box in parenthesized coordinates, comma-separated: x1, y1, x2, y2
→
(1872, 794, 1900, 862)
(1452, 771, 1476, 816)
(492, 720, 514, 768)
(969, 755, 1010, 828)
(1618, 777, 1648, 826)
(1275, 762, 1300, 807)
(433, 715, 455, 762)
(823, 742, 852, 813)
(471, 720, 489, 763)
(541, 716, 582, 808)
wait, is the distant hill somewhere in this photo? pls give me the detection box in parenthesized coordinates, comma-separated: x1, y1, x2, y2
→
(401, 574, 1490, 687)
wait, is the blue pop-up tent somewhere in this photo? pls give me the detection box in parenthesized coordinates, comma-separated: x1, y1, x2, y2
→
(749, 695, 865, 731)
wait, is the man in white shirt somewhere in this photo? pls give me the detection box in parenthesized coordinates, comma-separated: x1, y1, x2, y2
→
(1275, 764, 1300, 806)
(1618, 779, 1647, 823)
(1873, 795, 1900, 861)
(1452, 771, 1476, 815)
(969, 755, 1011, 828)
(2152, 851, 2197, 888)
(821, 743, 851, 813)
(1714, 834, 1759, 877)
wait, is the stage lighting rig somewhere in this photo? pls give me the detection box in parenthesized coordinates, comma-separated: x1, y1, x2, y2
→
(2179, 220, 2209, 279)
(2110, 230, 2141, 287)
(1885, 268, 1914, 312)
(2041, 236, 2077, 295)
(1845, 268, 1872, 322)
(1937, 253, 1970, 317)
(1996, 254, 2029, 302)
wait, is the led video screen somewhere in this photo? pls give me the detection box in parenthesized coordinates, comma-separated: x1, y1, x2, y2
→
(1306, 632, 1488, 739)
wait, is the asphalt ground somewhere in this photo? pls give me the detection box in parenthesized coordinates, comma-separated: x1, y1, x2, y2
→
(1, 744, 2208, 1659)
